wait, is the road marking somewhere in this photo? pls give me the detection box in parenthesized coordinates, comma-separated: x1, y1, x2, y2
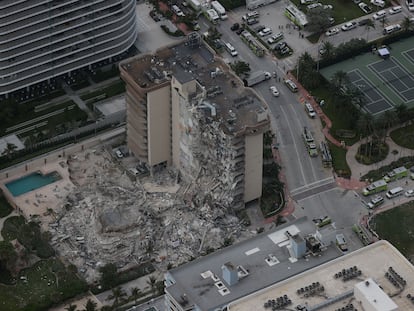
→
(279, 105, 307, 184)
(287, 102, 318, 181)
(290, 177, 335, 193)
(296, 186, 337, 202)
(245, 247, 260, 256)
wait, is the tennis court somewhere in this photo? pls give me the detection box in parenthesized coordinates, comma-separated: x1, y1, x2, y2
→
(320, 37, 414, 115)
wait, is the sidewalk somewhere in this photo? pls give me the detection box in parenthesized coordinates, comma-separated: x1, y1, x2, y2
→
(286, 74, 414, 190)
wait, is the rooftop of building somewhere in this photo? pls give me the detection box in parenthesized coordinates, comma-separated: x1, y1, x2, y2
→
(165, 217, 343, 311)
(228, 240, 414, 311)
(119, 38, 269, 136)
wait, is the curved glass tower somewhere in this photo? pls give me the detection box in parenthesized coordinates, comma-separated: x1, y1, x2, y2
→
(0, 0, 137, 95)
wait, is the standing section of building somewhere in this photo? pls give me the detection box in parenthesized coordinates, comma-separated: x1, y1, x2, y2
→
(120, 38, 270, 209)
(0, 0, 138, 96)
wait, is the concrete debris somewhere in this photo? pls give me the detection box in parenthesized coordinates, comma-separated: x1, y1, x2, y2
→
(49, 148, 254, 283)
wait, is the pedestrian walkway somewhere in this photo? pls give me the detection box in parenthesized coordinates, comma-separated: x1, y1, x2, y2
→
(0, 211, 18, 242)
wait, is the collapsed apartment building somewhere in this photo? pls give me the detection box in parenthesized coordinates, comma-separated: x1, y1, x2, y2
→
(119, 34, 270, 210)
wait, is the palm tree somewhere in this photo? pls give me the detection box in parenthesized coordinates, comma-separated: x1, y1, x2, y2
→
(1, 142, 17, 159)
(130, 287, 141, 305)
(107, 287, 127, 306)
(320, 41, 335, 60)
(83, 299, 97, 311)
(365, 19, 375, 41)
(330, 70, 349, 90)
(147, 276, 158, 294)
(65, 304, 78, 311)
(357, 113, 375, 157)
(394, 103, 409, 123)
(402, 16, 414, 32)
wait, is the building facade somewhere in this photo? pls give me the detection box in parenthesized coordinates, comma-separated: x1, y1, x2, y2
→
(120, 38, 270, 209)
(0, 0, 137, 96)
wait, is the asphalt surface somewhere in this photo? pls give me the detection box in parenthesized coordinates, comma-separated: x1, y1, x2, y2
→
(126, 4, 414, 310)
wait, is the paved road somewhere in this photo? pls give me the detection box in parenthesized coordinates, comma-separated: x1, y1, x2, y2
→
(198, 3, 373, 247)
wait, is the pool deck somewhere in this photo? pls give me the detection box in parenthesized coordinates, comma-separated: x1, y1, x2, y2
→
(0, 161, 75, 225)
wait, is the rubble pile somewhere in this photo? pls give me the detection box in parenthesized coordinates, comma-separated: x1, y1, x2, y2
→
(49, 148, 253, 282)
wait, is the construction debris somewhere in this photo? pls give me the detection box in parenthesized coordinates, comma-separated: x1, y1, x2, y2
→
(48, 147, 253, 282)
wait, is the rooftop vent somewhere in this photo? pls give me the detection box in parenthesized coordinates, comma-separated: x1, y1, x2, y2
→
(222, 262, 239, 286)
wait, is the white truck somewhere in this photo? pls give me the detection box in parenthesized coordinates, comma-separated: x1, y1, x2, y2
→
(188, 0, 201, 12)
(211, 1, 228, 20)
(243, 71, 271, 87)
(205, 9, 219, 24)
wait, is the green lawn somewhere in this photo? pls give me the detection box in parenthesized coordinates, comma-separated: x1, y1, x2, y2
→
(290, 0, 364, 24)
(374, 201, 414, 260)
(80, 80, 125, 101)
(328, 142, 351, 177)
(390, 124, 414, 149)
(0, 259, 87, 311)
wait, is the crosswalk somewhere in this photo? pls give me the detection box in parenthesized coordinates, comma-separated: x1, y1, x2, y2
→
(290, 177, 336, 201)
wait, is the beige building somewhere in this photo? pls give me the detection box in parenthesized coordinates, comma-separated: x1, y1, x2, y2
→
(120, 37, 270, 209)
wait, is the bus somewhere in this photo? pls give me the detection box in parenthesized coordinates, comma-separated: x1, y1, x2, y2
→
(362, 179, 387, 196)
(285, 4, 308, 28)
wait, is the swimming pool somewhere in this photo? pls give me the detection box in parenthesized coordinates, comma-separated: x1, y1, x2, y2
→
(5, 171, 61, 196)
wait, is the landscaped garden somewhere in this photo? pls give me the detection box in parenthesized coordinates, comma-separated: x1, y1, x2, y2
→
(0, 216, 87, 311)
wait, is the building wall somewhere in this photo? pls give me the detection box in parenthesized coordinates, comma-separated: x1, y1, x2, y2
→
(243, 133, 263, 202)
(147, 86, 171, 166)
(0, 0, 137, 95)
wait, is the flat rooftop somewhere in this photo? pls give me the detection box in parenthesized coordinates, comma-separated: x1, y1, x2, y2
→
(166, 217, 343, 311)
(120, 39, 269, 135)
(228, 240, 414, 311)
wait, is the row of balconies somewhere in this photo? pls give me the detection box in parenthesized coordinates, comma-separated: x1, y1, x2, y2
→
(0, 30, 136, 94)
(1, 0, 77, 15)
(0, 0, 130, 43)
(0, 0, 110, 29)
(0, 13, 135, 76)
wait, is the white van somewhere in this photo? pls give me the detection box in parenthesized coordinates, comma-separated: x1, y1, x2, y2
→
(242, 11, 259, 21)
(383, 24, 401, 35)
(224, 42, 238, 57)
(386, 186, 404, 199)
(305, 102, 316, 118)
(172, 5, 185, 17)
(284, 79, 298, 92)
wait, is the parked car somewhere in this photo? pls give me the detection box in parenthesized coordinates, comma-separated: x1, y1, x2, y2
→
(267, 32, 284, 44)
(341, 21, 357, 31)
(274, 41, 287, 51)
(259, 27, 272, 36)
(373, 9, 386, 19)
(359, 2, 372, 13)
(405, 189, 414, 197)
(325, 27, 339, 36)
(246, 18, 259, 25)
(242, 11, 259, 21)
(230, 23, 240, 31)
(371, 0, 385, 7)
(254, 25, 266, 32)
(280, 47, 290, 55)
(236, 28, 244, 35)
(307, 2, 322, 9)
(358, 18, 372, 26)
(270, 86, 280, 96)
(388, 6, 402, 14)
